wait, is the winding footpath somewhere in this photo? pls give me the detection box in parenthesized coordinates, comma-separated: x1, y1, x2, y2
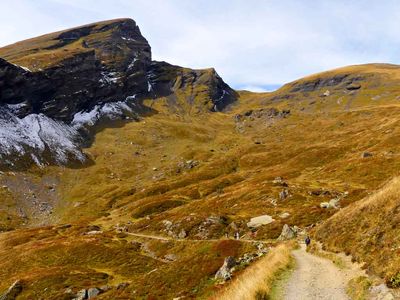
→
(125, 232, 271, 244)
(283, 244, 356, 300)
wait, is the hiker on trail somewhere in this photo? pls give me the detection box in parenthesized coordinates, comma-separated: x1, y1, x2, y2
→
(305, 236, 311, 247)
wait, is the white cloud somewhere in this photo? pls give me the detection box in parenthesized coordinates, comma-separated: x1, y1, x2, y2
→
(1, 0, 400, 91)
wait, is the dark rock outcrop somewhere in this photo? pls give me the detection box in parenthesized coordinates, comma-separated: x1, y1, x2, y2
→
(288, 74, 364, 94)
(0, 18, 236, 122)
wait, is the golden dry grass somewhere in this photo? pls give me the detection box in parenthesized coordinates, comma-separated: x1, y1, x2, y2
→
(214, 242, 293, 300)
(315, 177, 400, 285)
(2, 55, 400, 297)
(346, 276, 371, 300)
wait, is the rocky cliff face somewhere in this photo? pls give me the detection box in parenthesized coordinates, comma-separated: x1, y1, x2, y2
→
(0, 18, 237, 169)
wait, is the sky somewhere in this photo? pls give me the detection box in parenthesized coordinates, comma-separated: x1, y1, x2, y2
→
(1, 1, 400, 91)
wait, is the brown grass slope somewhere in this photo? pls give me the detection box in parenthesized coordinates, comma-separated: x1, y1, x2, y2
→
(315, 177, 400, 287)
(2, 62, 400, 298)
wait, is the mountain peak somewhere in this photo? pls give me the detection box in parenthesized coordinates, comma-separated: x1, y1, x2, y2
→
(0, 18, 151, 72)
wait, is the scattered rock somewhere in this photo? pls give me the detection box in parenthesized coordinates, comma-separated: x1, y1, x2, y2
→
(87, 225, 101, 232)
(277, 224, 297, 241)
(129, 241, 142, 251)
(273, 177, 288, 187)
(162, 220, 173, 229)
(329, 198, 340, 208)
(369, 284, 394, 300)
(86, 230, 103, 235)
(361, 151, 373, 158)
(162, 220, 186, 239)
(247, 215, 275, 228)
(320, 202, 330, 208)
(279, 189, 289, 200)
(256, 242, 269, 255)
(279, 212, 290, 219)
(17, 208, 27, 219)
(346, 83, 361, 90)
(115, 224, 128, 233)
(87, 287, 102, 299)
(215, 256, 236, 281)
(178, 229, 187, 239)
(85, 225, 103, 235)
(308, 189, 331, 196)
(194, 216, 229, 239)
(164, 254, 178, 261)
(320, 198, 341, 209)
(238, 253, 257, 264)
(73, 289, 87, 300)
(177, 160, 199, 172)
(234, 108, 290, 123)
(116, 282, 129, 290)
(0, 280, 23, 300)
(206, 216, 227, 224)
(322, 90, 330, 97)
(185, 160, 199, 169)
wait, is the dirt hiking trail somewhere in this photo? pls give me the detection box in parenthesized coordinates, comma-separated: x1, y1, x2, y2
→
(283, 244, 361, 300)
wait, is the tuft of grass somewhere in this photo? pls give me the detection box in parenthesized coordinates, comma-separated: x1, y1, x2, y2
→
(346, 276, 371, 300)
(213, 242, 294, 300)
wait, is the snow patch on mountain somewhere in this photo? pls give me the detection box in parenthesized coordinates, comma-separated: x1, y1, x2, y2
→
(0, 108, 84, 166)
(0, 98, 138, 168)
(71, 99, 136, 129)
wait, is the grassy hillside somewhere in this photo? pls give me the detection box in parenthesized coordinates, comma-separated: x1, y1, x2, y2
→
(315, 177, 400, 287)
(2, 62, 400, 297)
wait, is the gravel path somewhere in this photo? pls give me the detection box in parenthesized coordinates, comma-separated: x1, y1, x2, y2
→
(283, 244, 351, 300)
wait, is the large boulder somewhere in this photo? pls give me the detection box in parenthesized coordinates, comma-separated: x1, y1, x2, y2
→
(320, 198, 340, 209)
(247, 215, 275, 228)
(277, 224, 297, 241)
(215, 256, 236, 281)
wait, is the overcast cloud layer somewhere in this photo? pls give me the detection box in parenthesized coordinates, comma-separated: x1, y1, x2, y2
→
(1, 0, 400, 91)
